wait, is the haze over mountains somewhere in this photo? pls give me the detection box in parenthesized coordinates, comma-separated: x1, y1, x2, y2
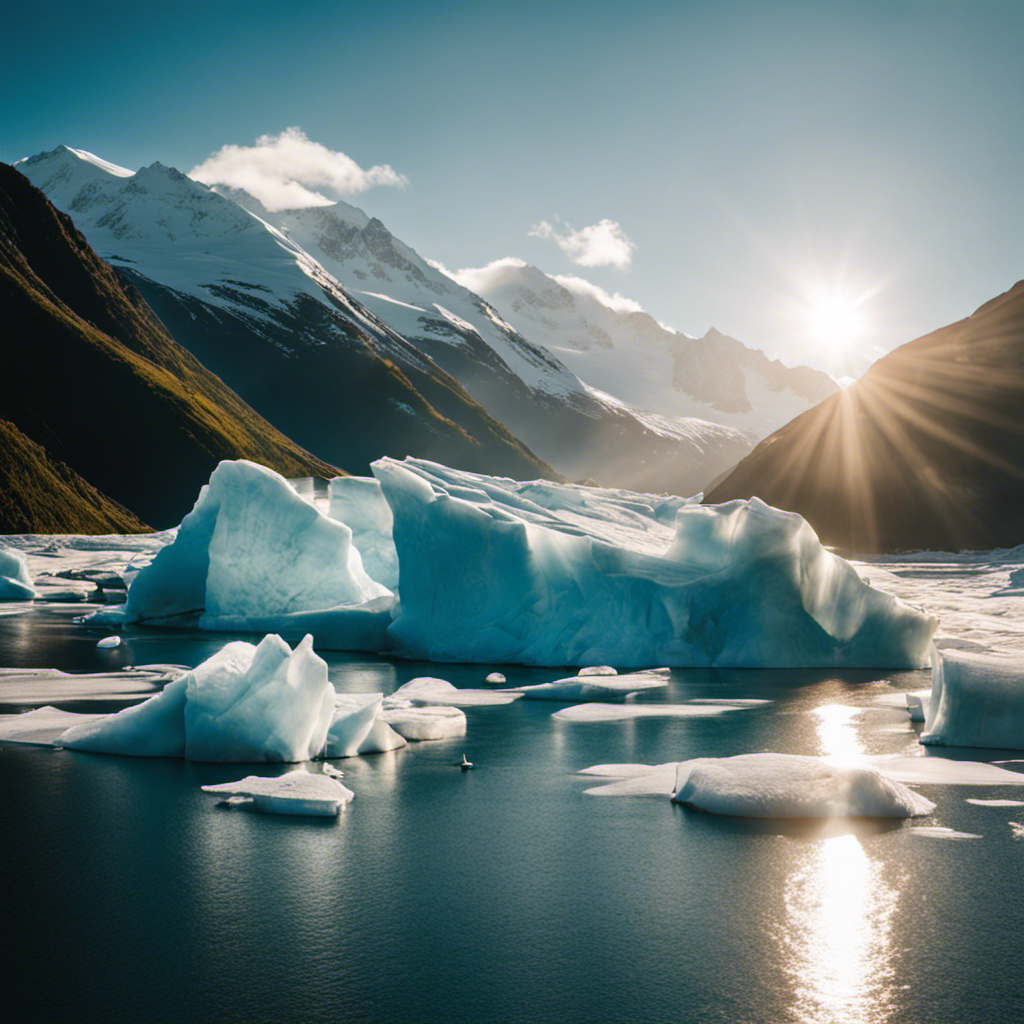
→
(17, 145, 835, 498)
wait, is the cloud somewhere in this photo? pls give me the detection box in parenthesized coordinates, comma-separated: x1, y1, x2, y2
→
(528, 217, 635, 269)
(551, 274, 645, 314)
(189, 127, 408, 211)
(449, 257, 528, 294)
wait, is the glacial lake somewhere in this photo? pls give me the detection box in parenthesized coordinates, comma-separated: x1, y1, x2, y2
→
(2, 604, 1024, 1024)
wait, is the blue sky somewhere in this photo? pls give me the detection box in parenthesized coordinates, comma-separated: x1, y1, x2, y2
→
(6, 0, 1023, 377)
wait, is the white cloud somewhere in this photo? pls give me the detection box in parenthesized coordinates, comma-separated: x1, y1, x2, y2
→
(528, 217, 635, 269)
(189, 127, 408, 211)
(449, 257, 528, 294)
(552, 274, 645, 314)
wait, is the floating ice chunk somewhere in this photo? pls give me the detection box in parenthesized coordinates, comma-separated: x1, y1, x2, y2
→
(922, 646, 1024, 749)
(374, 459, 936, 668)
(582, 763, 679, 797)
(328, 476, 399, 588)
(0, 706, 105, 746)
(671, 753, 935, 818)
(578, 665, 617, 677)
(965, 798, 1024, 807)
(859, 755, 1024, 786)
(124, 461, 392, 635)
(553, 700, 760, 723)
(357, 717, 407, 753)
(0, 665, 181, 705)
(388, 677, 521, 706)
(183, 634, 334, 763)
(61, 676, 188, 756)
(0, 547, 36, 600)
(907, 826, 981, 840)
(78, 607, 126, 628)
(514, 668, 669, 702)
(323, 693, 383, 757)
(60, 634, 335, 762)
(379, 705, 467, 741)
(321, 763, 345, 779)
(1009, 822, 1024, 839)
(96, 636, 121, 649)
(202, 770, 353, 816)
(485, 672, 507, 684)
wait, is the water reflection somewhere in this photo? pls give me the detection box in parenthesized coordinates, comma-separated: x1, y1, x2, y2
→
(814, 703, 863, 765)
(779, 833, 899, 1024)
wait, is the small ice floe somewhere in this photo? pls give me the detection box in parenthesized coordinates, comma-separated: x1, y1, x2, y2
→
(580, 763, 679, 798)
(905, 693, 928, 722)
(321, 763, 345, 779)
(387, 677, 519, 707)
(965, 798, 1024, 807)
(379, 706, 467, 741)
(202, 770, 353, 817)
(460, 753, 473, 770)
(0, 706, 106, 747)
(1009, 822, 1024, 840)
(96, 636, 122, 649)
(671, 753, 935, 819)
(553, 699, 764, 723)
(578, 666, 617, 677)
(907, 826, 982, 840)
(857, 755, 1024, 786)
(485, 672, 506, 684)
(514, 668, 670, 703)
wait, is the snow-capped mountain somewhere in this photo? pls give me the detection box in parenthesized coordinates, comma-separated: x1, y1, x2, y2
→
(454, 259, 839, 439)
(211, 186, 754, 494)
(16, 146, 554, 484)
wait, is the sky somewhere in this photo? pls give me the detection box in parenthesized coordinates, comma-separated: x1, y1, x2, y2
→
(5, 0, 1024, 379)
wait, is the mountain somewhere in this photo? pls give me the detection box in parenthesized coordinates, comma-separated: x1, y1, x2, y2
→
(705, 280, 1024, 552)
(0, 418, 148, 533)
(457, 259, 838, 438)
(16, 147, 556, 485)
(0, 161, 341, 529)
(197, 185, 755, 495)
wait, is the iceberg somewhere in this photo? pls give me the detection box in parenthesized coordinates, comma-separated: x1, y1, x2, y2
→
(202, 770, 354, 816)
(379, 705, 467, 741)
(671, 753, 935, 818)
(922, 646, 1024, 749)
(124, 460, 393, 645)
(373, 458, 937, 668)
(323, 693, 384, 757)
(328, 476, 399, 589)
(60, 634, 336, 762)
(0, 547, 36, 600)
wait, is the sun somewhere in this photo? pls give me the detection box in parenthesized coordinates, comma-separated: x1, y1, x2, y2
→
(804, 292, 869, 353)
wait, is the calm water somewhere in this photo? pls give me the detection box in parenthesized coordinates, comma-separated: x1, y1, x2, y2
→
(2, 605, 1024, 1023)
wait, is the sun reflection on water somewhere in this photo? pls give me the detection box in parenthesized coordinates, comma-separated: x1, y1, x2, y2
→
(780, 833, 899, 1024)
(813, 703, 864, 765)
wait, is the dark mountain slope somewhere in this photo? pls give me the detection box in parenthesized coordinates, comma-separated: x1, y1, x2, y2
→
(0, 163, 341, 529)
(706, 281, 1024, 552)
(0, 419, 149, 533)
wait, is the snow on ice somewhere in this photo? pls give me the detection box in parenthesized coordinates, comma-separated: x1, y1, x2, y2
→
(202, 770, 354, 816)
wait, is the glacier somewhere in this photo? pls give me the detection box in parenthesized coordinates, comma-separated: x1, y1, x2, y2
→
(671, 753, 935, 818)
(124, 460, 393, 644)
(921, 646, 1024, 750)
(0, 547, 36, 601)
(374, 458, 937, 668)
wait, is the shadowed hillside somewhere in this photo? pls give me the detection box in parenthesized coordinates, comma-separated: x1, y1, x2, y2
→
(706, 281, 1024, 552)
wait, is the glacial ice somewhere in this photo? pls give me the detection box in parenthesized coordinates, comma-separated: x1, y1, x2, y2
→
(323, 693, 384, 757)
(513, 668, 669, 701)
(387, 677, 520, 706)
(553, 701, 762, 723)
(922, 646, 1024, 750)
(671, 753, 935, 818)
(0, 706, 105, 746)
(373, 458, 937, 668)
(358, 717, 408, 753)
(379, 705, 467, 741)
(328, 476, 399, 589)
(124, 461, 393, 641)
(0, 547, 36, 600)
(60, 634, 336, 762)
(202, 770, 354, 816)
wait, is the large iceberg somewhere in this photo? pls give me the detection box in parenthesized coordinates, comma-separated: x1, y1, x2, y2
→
(921, 646, 1024, 750)
(0, 547, 36, 600)
(671, 753, 935, 818)
(373, 458, 937, 668)
(328, 476, 399, 589)
(61, 634, 335, 762)
(123, 461, 393, 643)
